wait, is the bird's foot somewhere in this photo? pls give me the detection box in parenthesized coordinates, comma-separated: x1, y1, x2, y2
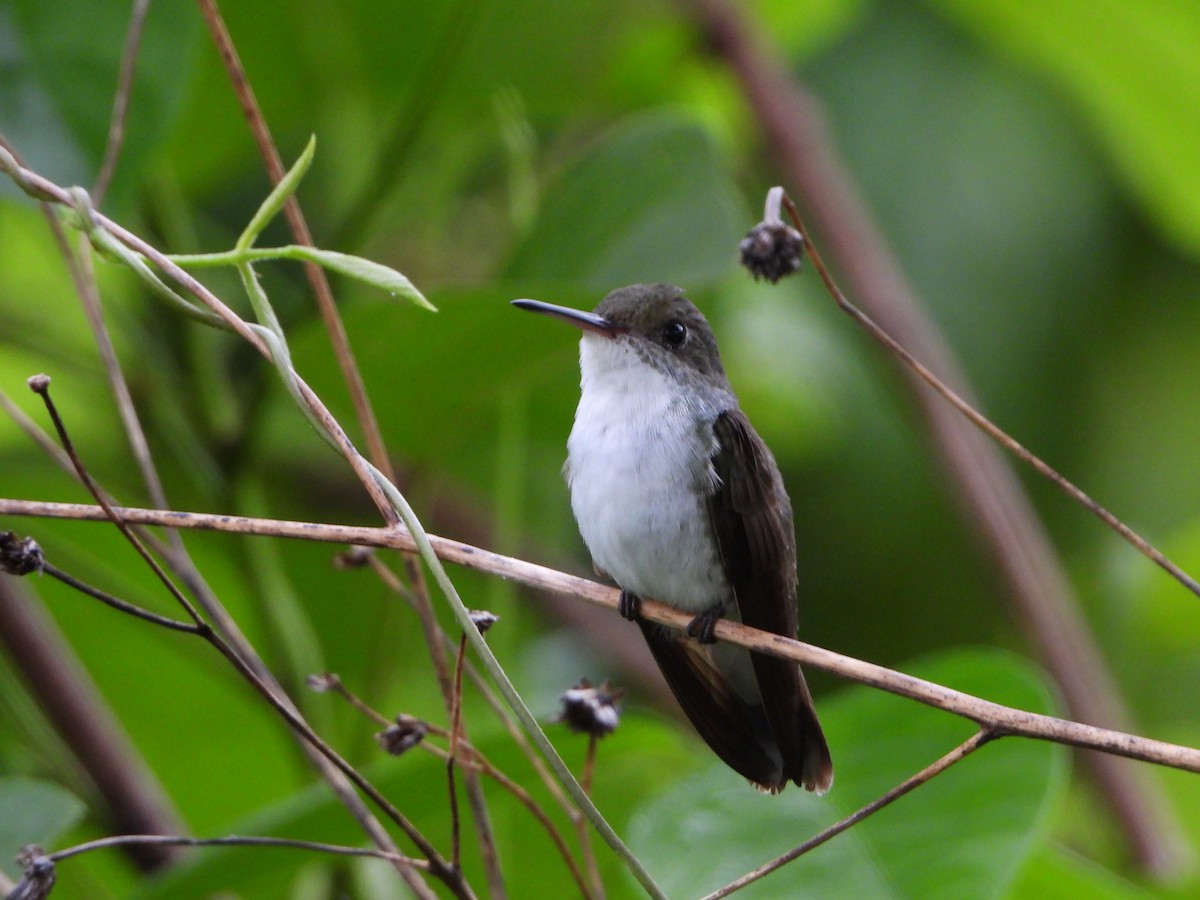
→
(617, 589, 642, 621)
(686, 605, 724, 644)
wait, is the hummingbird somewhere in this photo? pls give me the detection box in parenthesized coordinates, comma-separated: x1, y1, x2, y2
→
(513, 283, 833, 793)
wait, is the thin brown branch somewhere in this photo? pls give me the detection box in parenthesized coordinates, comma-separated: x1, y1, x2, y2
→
(5, 498, 1200, 777)
(448, 633, 469, 872)
(703, 729, 996, 899)
(41, 562, 198, 633)
(681, 0, 1190, 875)
(47, 832, 428, 867)
(578, 736, 604, 899)
(26, 375, 206, 629)
(367, 554, 507, 894)
(6, 380, 460, 898)
(92, 0, 151, 206)
(321, 676, 595, 899)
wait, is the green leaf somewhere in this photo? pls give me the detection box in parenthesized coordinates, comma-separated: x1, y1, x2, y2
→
(1012, 844, 1153, 900)
(0, 777, 85, 879)
(238, 136, 317, 251)
(628, 648, 1066, 898)
(288, 246, 435, 310)
(927, 0, 1200, 257)
(7, 0, 200, 202)
(505, 111, 745, 288)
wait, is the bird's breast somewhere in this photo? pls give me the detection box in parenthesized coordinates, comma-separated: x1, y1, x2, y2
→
(565, 362, 730, 613)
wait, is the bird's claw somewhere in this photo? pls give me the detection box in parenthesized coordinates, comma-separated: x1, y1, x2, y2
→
(686, 606, 723, 644)
(617, 590, 642, 621)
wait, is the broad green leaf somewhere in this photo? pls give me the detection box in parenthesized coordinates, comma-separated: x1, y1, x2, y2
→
(505, 111, 745, 289)
(1011, 844, 1152, 900)
(0, 777, 85, 880)
(927, 0, 1200, 257)
(629, 648, 1065, 898)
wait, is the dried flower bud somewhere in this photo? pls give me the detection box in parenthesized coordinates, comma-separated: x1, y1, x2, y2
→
(332, 545, 373, 569)
(0, 532, 45, 576)
(556, 678, 623, 738)
(739, 219, 805, 284)
(9, 845, 56, 900)
(305, 673, 340, 693)
(376, 715, 428, 756)
(468, 610, 499, 635)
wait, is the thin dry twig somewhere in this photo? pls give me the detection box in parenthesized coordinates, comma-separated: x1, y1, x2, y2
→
(46, 833, 429, 867)
(92, 0, 151, 206)
(5, 498, 1200, 778)
(320, 674, 596, 899)
(578, 735, 603, 899)
(702, 730, 996, 899)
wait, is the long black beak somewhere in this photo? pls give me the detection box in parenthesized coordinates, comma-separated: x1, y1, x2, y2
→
(511, 299, 624, 337)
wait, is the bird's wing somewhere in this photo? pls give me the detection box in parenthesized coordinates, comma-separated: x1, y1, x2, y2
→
(706, 409, 833, 792)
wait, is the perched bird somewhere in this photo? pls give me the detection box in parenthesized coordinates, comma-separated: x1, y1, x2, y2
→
(513, 283, 832, 793)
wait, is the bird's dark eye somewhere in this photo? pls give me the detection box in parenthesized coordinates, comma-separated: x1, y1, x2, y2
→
(661, 320, 687, 348)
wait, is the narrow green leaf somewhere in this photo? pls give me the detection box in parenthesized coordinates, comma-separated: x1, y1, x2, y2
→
(237, 135, 317, 251)
(290, 246, 435, 310)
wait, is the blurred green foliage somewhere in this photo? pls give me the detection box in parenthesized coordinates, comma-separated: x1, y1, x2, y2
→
(2, 0, 1200, 897)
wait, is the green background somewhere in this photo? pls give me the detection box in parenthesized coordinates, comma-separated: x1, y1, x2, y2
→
(2, 0, 1199, 896)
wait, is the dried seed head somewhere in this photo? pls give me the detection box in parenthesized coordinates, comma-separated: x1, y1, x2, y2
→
(376, 715, 428, 756)
(305, 673, 341, 693)
(0, 532, 45, 576)
(738, 219, 805, 283)
(9, 845, 56, 900)
(468, 610, 499, 635)
(332, 545, 373, 569)
(556, 678, 623, 738)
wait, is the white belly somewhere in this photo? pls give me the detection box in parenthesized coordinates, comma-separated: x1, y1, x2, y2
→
(565, 340, 731, 614)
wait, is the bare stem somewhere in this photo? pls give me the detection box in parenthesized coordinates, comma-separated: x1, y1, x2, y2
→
(48, 833, 429, 867)
(27, 375, 207, 629)
(448, 633, 469, 873)
(578, 735, 604, 899)
(92, 0, 151, 205)
(703, 730, 996, 899)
